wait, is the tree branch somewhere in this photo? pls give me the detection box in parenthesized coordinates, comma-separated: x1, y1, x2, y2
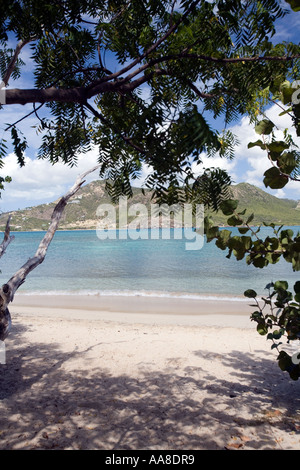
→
(0, 166, 101, 340)
(4, 1, 201, 106)
(2, 163, 101, 306)
(182, 79, 218, 99)
(4, 50, 300, 107)
(77, 50, 300, 101)
(0, 215, 15, 259)
(155, 52, 300, 64)
(92, 0, 201, 86)
(4, 103, 44, 132)
(5, 86, 87, 105)
(2, 38, 35, 86)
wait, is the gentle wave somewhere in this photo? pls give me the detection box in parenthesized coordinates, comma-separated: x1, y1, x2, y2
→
(18, 289, 250, 302)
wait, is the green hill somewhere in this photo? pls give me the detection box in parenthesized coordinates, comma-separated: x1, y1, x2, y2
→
(0, 181, 299, 232)
(208, 182, 300, 226)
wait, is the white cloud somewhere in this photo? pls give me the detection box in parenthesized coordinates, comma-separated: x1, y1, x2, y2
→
(227, 104, 300, 200)
(0, 147, 102, 211)
(134, 163, 153, 187)
(191, 152, 238, 181)
(244, 155, 270, 187)
(0, 104, 45, 156)
(274, 188, 286, 199)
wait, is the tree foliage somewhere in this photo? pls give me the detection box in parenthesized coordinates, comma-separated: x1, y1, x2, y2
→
(1, 0, 300, 203)
(245, 281, 300, 381)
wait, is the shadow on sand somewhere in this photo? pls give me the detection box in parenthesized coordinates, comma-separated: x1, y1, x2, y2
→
(0, 321, 299, 450)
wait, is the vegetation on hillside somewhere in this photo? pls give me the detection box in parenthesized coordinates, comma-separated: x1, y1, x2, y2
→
(0, 181, 299, 231)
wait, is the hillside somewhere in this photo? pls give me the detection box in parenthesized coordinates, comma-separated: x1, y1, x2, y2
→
(0, 181, 299, 231)
(207, 182, 300, 226)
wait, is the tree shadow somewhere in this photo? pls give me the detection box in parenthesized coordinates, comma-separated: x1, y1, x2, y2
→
(0, 322, 299, 450)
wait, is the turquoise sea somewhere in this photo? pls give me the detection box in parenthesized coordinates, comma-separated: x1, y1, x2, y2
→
(1, 227, 299, 300)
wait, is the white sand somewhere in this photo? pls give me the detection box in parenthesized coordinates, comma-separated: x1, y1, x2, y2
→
(0, 294, 299, 450)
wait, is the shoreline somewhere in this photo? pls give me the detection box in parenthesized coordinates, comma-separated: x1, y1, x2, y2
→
(11, 292, 255, 328)
(3, 223, 300, 233)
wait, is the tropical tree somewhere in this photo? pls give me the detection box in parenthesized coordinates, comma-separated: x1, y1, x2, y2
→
(0, 0, 300, 352)
(1, 0, 300, 203)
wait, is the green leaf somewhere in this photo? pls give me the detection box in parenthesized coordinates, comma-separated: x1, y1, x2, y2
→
(241, 236, 252, 250)
(257, 323, 268, 335)
(272, 330, 283, 340)
(294, 293, 300, 302)
(278, 350, 292, 371)
(294, 281, 300, 294)
(255, 119, 275, 135)
(227, 215, 243, 226)
(206, 225, 220, 242)
(267, 141, 289, 153)
(219, 199, 238, 216)
(215, 229, 232, 250)
(274, 280, 288, 291)
(263, 167, 289, 189)
(246, 213, 254, 225)
(265, 282, 274, 289)
(252, 256, 268, 268)
(244, 289, 257, 298)
(280, 80, 294, 104)
(238, 227, 249, 234)
(279, 107, 293, 116)
(286, 0, 300, 12)
(247, 139, 265, 150)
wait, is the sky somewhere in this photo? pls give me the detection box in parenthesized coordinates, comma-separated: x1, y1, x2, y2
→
(0, 3, 300, 212)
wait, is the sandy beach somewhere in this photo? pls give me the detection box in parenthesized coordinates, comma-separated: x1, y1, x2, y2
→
(0, 293, 299, 450)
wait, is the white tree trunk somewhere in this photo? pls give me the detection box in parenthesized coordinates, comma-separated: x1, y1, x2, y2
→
(0, 164, 100, 340)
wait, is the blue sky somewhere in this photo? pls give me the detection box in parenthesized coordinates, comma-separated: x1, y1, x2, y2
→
(0, 3, 300, 212)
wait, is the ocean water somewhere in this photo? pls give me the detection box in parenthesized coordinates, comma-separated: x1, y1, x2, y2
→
(1, 227, 299, 300)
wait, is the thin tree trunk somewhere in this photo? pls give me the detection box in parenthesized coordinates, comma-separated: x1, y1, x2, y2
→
(0, 164, 100, 340)
(0, 215, 15, 259)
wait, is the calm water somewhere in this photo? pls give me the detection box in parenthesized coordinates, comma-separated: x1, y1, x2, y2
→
(1, 227, 299, 299)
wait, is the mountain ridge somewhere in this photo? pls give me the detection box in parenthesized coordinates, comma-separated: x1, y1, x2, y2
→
(0, 180, 299, 231)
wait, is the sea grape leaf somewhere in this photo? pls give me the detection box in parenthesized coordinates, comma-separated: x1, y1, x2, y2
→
(294, 281, 300, 293)
(263, 167, 289, 189)
(255, 119, 275, 135)
(247, 139, 265, 150)
(219, 199, 238, 216)
(285, 1, 300, 13)
(274, 280, 289, 290)
(244, 289, 257, 298)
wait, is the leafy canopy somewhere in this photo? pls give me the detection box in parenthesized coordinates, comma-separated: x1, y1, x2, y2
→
(1, 0, 300, 204)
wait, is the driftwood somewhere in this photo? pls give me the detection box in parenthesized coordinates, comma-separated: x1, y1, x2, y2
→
(0, 164, 100, 340)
